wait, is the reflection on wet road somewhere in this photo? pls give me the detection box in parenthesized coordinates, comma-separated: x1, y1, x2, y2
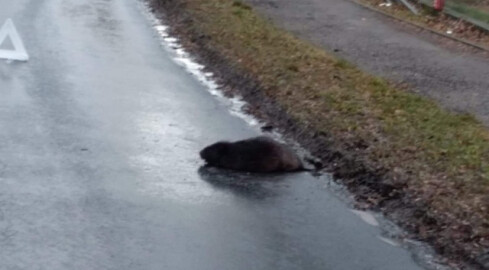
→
(0, 0, 429, 269)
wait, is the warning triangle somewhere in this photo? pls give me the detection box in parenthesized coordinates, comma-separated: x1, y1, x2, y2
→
(0, 19, 29, 61)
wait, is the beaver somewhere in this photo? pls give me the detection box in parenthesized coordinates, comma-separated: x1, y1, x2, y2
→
(199, 136, 305, 173)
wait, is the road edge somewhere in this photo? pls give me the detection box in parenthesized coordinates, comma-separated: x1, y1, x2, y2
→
(147, 0, 489, 269)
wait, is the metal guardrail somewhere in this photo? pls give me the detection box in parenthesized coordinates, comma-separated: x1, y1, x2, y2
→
(416, 0, 489, 32)
(399, 0, 419, 14)
(353, 0, 489, 51)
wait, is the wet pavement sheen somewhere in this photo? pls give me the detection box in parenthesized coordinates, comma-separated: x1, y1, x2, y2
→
(0, 0, 426, 269)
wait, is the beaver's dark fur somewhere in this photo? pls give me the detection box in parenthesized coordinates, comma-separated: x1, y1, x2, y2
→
(199, 136, 304, 173)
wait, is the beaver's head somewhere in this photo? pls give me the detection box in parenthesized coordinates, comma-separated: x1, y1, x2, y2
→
(199, 142, 231, 165)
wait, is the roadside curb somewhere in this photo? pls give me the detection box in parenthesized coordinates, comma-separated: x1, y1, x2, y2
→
(351, 0, 489, 53)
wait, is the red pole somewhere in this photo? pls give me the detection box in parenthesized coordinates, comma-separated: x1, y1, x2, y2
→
(434, 0, 445, 11)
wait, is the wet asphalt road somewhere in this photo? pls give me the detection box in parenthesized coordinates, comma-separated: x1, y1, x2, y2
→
(0, 1, 428, 269)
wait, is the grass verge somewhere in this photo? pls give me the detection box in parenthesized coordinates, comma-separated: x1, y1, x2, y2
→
(449, 0, 489, 23)
(151, 0, 489, 267)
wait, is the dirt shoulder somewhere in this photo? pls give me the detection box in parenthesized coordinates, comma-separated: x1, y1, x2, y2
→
(357, 0, 489, 49)
(149, 0, 489, 268)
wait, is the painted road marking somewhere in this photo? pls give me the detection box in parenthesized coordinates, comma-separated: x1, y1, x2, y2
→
(0, 19, 29, 61)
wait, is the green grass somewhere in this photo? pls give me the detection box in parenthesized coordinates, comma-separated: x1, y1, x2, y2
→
(448, 0, 489, 23)
(173, 0, 489, 244)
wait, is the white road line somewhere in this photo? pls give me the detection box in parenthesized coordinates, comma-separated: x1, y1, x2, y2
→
(0, 19, 29, 62)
